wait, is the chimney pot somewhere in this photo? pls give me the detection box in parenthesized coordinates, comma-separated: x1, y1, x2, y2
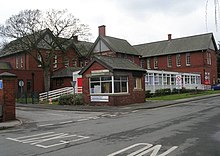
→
(98, 25, 106, 36)
(168, 34, 172, 40)
(73, 36, 78, 42)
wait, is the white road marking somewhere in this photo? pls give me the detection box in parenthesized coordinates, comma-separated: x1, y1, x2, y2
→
(38, 123, 54, 127)
(77, 118, 89, 122)
(107, 143, 178, 156)
(6, 132, 90, 149)
(59, 120, 73, 124)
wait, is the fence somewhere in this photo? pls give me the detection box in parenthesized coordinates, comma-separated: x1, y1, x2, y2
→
(39, 87, 74, 102)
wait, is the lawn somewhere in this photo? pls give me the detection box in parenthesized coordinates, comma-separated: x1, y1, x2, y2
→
(147, 90, 220, 101)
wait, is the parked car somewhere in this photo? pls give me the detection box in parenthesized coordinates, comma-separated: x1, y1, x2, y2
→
(211, 84, 220, 90)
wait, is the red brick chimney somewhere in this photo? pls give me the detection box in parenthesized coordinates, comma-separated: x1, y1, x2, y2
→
(98, 25, 106, 36)
(168, 34, 172, 40)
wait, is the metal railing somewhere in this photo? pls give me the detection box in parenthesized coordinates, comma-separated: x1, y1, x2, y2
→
(39, 87, 74, 102)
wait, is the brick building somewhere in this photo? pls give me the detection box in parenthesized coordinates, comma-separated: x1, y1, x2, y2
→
(79, 55, 146, 106)
(0, 29, 92, 96)
(134, 33, 218, 85)
(0, 25, 218, 104)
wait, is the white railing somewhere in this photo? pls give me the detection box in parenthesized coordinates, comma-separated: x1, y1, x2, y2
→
(39, 87, 74, 102)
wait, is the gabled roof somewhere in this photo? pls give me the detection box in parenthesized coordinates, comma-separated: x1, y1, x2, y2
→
(0, 28, 93, 58)
(134, 33, 217, 57)
(90, 35, 140, 56)
(0, 28, 54, 57)
(79, 55, 146, 75)
(74, 41, 93, 57)
(51, 67, 82, 78)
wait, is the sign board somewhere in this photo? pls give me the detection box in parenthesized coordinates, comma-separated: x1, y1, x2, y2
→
(176, 75, 182, 89)
(0, 80, 3, 89)
(19, 80, 24, 87)
(91, 96, 109, 102)
(91, 70, 110, 76)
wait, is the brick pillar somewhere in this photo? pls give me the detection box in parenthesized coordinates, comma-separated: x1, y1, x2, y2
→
(0, 72, 17, 122)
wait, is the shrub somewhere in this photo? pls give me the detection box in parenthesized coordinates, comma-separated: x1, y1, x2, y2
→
(145, 90, 153, 98)
(155, 88, 171, 96)
(58, 94, 83, 105)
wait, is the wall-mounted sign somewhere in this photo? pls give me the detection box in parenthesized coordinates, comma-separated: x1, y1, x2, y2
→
(91, 96, 109, 102)
(0, 80, 3, 89)
(91, 70, 110, 76)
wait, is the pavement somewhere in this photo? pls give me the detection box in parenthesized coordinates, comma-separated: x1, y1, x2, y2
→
(1, 93, 220, 130)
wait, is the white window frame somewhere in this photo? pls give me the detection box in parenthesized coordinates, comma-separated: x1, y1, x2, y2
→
(207, 52, 211, 65)
(16, 56, 19, 68)
(147, 58, 151, 69)
(176, 54, 181, 67)
(167, 55, 172, 67)
(63, 57, 69, 67)
(186, 53, 190, 66)
(72, 59, 77, 67)
(90, 76, 128, 94)
(20, 57, 23, 68)
(37, 54, 42, 67)
(53, 55, 58, 68)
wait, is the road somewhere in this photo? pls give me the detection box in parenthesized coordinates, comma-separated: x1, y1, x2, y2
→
(0, 96, 220, 156)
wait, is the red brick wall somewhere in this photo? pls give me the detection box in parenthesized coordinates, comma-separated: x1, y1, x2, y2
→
(0, 76, 16, 121)
(0, 69, 44, 94)
(141, 50, 218, 85)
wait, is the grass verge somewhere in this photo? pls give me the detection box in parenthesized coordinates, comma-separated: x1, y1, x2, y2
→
(147, 90, 220, 101)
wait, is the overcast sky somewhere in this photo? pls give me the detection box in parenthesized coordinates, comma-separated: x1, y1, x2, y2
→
(0, 0, 219, 45)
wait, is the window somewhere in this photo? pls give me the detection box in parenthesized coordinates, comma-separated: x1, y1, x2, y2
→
(80, 61, 84, 67)
(176, 54, 181, 67)
(85, 60, 88, 66)
(154, 57, 158, 69)
(90, 76, 128, 94)
(134, 77, 142, 89)
(72, 59, 77, 67)
(207, 52, 211, 65)
(90, 76, 112, 93)
(185, 75, 190, 84)
(167, 55, 172, 67)
(37, 54, 42, 67)
(191, 76, 196, 84)
(16, 57, 19, 68)
(131, 56, 135, 63)
(140, 59, 145, 68)
(147, 58, 151, 69)
(154, 74, 159, 85)
(114, 76, 128, 93)
(20, 57, 23, 68)
(186, 53, 190, 66)
(53, 55, 58, 68)
(63, 57, 69, 67)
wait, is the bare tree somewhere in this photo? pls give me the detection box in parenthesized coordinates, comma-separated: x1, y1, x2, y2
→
(0, 9, 91, 92)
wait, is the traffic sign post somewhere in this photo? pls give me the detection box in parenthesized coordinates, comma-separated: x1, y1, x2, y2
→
(176, 75, 182, 91)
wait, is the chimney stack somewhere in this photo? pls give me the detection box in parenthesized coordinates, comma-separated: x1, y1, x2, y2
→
(168, 34, 172, 40)
(98, 25, 106, 36)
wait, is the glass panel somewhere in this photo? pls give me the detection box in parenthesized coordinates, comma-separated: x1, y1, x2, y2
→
(101, 82, 112, 93)
(91, 77, 100, 82)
